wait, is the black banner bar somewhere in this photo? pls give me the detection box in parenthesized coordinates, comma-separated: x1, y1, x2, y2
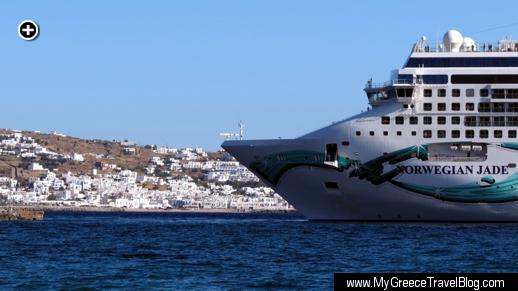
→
(334, 273, 518, 290)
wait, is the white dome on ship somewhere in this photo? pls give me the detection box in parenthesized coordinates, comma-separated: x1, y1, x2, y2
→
(462, 37, 476, 51)
(443, 30, 463, 52)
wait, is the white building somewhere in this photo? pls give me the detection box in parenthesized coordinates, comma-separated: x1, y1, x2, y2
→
(72, 153, 85, 162)
(28, 162, 45, 171)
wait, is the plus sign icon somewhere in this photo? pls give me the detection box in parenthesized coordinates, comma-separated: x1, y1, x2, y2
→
(18, 20, 39, 41)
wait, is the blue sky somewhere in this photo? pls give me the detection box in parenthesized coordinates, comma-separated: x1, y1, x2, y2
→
(0, 1, 517, 149)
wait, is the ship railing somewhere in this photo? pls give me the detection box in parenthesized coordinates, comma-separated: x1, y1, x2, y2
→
(413, 41, 518, 53)
(365, 79, 414, 89)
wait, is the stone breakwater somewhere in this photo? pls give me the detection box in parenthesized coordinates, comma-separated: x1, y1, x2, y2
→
(0, 208, 44, 221)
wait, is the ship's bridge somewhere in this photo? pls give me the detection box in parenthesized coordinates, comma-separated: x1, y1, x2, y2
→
(364, 77, 418, 106)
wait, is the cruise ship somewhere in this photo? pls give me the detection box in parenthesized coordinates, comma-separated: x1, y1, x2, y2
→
(223, 30, 518, 221)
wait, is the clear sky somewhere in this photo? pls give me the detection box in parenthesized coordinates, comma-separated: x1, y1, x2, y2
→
(1, 0, 517, 149)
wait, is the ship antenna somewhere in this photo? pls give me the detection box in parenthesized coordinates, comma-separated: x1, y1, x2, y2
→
(219, 121, 245, 140)
(468, 21, 518, 35)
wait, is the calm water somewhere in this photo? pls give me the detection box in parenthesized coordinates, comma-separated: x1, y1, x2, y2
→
(1, 211, 518, 290)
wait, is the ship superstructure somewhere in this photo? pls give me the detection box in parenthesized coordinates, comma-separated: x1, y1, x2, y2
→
(223, 30, 518, 221)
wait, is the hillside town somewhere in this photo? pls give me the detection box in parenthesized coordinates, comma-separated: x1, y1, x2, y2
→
(0, 129, 292, 211)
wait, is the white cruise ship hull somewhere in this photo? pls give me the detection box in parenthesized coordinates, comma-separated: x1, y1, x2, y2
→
(276, 166, 518, 221)
(222, 135, 518, 221)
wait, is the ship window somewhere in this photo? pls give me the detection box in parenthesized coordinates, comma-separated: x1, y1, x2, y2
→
(452, 130, 460, 138)
(398, 74, 413, 82)
(396, 116, 404, 124)
(480, 89, 489, 97)
(424, 89, 432, 97)
(424, 103, 432, 111)
(383, 131, 388, 136)
(508, 89, 518, 98)
(479, 116, 491, 126)
(403, 104, 408, 109)
(341, 141, 350, 146)
(423, 130, 432, 138)
(422, 75, 448, 84)
(451, 74, 518, 83)
(508, 103, 518, 112)
(494, 116, 505, 126)
(381, 116, 390, 124)
(370, 131, 374, 136)
(325, 144, 338, 162)
(411, 131, 416, 136)
(324, 182, 339, 189)
(451, 116, 460, 124)
(492, 103, 505, 112)
(465, 130, 475, 138)
(438, 89, 446, 97)
(355, 131, 361, 136)
(494, 130, 503, 138)
(466, 89, 475, 97)
(451, 103, 460, 111)
(438, 103, 446, 111)
(397, 131, 402, 136)
(508, 116, 518, 126)
(480, 130, 489, 139)
(465, 116, 477, 126)
(466, 103, 475, 111)
(478, 103, 490, 112)
(437, 130, 446, 138)
(396, 88, 414, 97)
(452, 89, 460, 97)
(424, 116, 432, 125)
(509, 130, 517, 138)
(409, 116, 418, 124)
(437, 116, 446, 124)
(492, 89, 505, 99)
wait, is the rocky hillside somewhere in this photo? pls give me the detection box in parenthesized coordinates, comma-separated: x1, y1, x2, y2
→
(0, 129, 225, 185)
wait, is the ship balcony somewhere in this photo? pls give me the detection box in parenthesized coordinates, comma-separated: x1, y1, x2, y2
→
(487, 88, 518, 100)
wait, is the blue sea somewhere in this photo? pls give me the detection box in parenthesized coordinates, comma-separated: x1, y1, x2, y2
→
(1, 211, 518, 290)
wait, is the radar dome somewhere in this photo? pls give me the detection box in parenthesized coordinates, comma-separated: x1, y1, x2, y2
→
(443, 30, 463, 52)
(462, 37, 476, 51)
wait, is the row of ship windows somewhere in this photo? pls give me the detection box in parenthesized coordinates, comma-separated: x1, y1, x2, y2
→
(401, 102, 518, 112)
(382, 116, 518, 126)
(402, 102, 518, 112)
(423, 102, 473, 111)
(383, 116, 458, 125)
(423, 88, 486, 98)
(465, 116, 518, 127)
(423, 89, 518, 99)
(355, 130, 518, 139)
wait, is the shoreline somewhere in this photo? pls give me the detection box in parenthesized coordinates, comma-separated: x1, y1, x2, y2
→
(2, 205, 299, 215)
